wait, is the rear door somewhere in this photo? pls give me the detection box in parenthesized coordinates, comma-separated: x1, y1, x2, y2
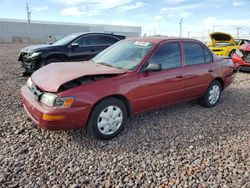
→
(182, 41, 215, 100)
(135, 42, 186, 112)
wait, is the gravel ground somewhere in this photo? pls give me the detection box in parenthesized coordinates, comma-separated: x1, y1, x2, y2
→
(0, 44, 249, 188)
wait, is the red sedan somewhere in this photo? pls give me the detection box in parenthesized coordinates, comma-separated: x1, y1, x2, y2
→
(232, 43, 250, 72)
(21, 37, 237, 139)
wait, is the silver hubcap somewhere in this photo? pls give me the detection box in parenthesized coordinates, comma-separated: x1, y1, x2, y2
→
(97, 105, 123, 135)
(208, 85, 220, 104)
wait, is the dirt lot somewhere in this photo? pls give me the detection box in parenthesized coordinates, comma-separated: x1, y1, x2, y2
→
(0, 44, 249, 187)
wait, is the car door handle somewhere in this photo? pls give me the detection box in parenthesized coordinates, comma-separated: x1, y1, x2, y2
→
(208, 69, 214, 72)
(176, 75, 183, 78)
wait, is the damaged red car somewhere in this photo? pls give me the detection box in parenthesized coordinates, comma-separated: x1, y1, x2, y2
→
(232, 43, 250, 72)
(21, 37, 237, 139)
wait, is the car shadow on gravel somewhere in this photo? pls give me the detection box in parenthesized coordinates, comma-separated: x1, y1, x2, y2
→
(62, 87, 249, 153)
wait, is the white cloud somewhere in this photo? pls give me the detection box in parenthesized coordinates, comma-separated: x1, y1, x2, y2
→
(61, 6, 100, 16)
(204, 16, 250, 28)
(165, 0, 189, 3)
(155, 16, 162, 20)
(232, 1, 247, 6)
(117, 2, 146, 13)
(56, 0, 133, 9)
(58, 0, 146, 16)
(32, 5, 48, 11)
(160, 4, 201, 14)
(160, 4, 197, 18)
(179, 11, 192, 18)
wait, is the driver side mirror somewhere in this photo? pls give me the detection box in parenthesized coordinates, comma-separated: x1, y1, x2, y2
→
(144, 63, 162, 72)
(70, 43, 79, 48)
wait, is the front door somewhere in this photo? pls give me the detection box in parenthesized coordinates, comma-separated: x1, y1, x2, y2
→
(134, 42, 186, 113)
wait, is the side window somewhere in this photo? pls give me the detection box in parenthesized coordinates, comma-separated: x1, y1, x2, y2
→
(148, 42, 181, 70)
(99, 36, 119, 45)
(204, 48, 212, 63)
(183, 42, 205, 65)
(75, 35, 99, 46)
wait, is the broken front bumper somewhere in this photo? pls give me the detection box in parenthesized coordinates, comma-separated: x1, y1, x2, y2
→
(18, 52, 41, 73)
(21, 85, 92, 130)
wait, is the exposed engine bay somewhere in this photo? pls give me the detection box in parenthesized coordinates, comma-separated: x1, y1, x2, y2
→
(58, 74, 118, 92)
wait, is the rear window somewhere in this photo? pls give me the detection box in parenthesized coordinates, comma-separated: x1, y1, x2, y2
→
(99, 36, 119, 45)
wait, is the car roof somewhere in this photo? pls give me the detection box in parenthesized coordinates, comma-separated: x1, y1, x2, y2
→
(126, 37, 201, 44)
(72, 32, 125, 38)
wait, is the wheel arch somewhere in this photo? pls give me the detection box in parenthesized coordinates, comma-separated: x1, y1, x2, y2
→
(213, 77, 224, 90)
(92, 94, 132, 117)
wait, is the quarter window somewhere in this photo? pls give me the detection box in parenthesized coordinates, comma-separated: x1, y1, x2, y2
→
(149, 42, 181, 69)
(99, 36, 119, 45)
(183, 42, 205, 65)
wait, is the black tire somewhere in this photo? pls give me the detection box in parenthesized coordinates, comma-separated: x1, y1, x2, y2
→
(87, 97, 127, 140)
(228, 50, 235, 57)
(199, 80, 222, 108)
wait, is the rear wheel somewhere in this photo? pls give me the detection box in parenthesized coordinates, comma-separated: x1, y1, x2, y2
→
(199, 80, 222, 108)
(87, 97, 127, 140)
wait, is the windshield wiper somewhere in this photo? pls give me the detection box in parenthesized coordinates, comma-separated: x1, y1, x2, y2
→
(97, 62, 113, 68)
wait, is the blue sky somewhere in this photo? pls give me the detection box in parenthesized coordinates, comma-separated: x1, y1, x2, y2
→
(0, 0, 250, 37)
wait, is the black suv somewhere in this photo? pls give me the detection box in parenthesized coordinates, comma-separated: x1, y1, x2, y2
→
(18, 32, 125, 74)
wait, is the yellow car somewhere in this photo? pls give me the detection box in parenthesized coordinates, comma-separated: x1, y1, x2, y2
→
(208, 32, 249, 57)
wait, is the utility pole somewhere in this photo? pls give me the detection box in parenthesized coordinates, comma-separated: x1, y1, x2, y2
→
(26, 3, 31, 41)
(236, 27, 241, 38)
(188, 31, 191, 37)
(179, 18, 183, 37)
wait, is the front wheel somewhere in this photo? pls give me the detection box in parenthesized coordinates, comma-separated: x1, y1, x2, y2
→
(87, 98, 127, 140)
(199, 80, 222, 108)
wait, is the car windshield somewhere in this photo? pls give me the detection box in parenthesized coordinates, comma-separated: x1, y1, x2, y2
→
(214, 42, 232, 47)
(92, 40, 154, 70)
(52, 33, 80, 46)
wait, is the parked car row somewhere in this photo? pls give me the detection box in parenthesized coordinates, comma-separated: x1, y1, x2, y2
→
(20, 34, 238, 139)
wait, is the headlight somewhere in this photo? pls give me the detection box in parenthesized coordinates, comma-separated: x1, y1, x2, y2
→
(28, 52, 41, 58)
(40, 93, 57, 107)
(40, 93, 74, 108)
(27, 77, 33, 89)
(54, 97, 75, 108)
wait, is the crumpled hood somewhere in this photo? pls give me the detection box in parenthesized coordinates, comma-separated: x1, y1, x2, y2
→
(209, 32, 235, 45)
(31, 61, 127, 92)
